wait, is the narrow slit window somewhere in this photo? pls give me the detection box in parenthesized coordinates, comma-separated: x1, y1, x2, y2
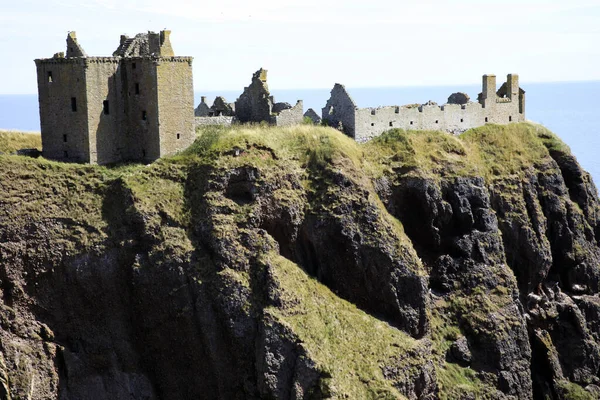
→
(389, 122, 393, 127)
(63, 134, 67, 143)
(142, 149, 146, 157)
(509, 116, 512, 122)
(48, 71, 53, 83)
(485, 117, 488, 122)
(460, 118, 464, 123)
(103, 100, 110, 115)
(177, 133, 181, 140)
(71, 97, 77, 112)
(142, 110, 147, 120)
(135, 83, 140, 95)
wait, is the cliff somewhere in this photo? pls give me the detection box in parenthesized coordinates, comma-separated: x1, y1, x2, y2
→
(1, 123, 600, 399)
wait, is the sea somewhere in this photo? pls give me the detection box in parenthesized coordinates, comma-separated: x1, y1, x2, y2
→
(1, 81, 599, 184)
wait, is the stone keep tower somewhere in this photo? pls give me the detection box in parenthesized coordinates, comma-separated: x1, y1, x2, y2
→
(34, 30, 194, 164)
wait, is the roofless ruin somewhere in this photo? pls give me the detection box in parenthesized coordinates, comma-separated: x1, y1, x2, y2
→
(35, 30, 526, 164)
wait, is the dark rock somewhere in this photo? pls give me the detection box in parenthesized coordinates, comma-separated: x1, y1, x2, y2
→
(447, 92, 470, 105)
(272, 102, 292, 114)
(16, 148, 41, 158)
(449, 336, 472, 366)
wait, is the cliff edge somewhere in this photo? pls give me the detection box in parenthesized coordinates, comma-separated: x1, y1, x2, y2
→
(1, 123, 599, 399)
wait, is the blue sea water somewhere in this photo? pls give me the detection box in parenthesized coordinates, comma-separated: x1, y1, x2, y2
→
(2, 81, 599, 184)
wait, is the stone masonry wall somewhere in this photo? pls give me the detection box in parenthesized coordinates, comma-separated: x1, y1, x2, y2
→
(35, 31, 194, 165)
(323, 76, 525, 142)
(120, 58, 160, 162)
(156, 57, 195, 158)
(321, 84, 356, 137)
(35, 58, 90, 163)
(195, 116, 235, 126)
(273, 100, 303, 126)
(84, 59, 122, 164)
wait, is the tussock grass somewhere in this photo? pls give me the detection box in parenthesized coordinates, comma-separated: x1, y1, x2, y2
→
(364, 123, 566, 181)
(0, 130, 42, 153)
(270, 254, 423, 399)
(185, 124, 363, 169)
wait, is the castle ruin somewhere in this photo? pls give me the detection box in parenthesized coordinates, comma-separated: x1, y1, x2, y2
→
(322, 74, 526, 142)
(195, 69, 304, 127)
(35, 30, 195, 164)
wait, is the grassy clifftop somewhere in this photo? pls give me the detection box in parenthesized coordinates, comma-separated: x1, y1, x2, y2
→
(0, 130, 41, 153)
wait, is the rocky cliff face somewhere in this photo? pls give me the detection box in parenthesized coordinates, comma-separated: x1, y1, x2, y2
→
(1, 124, 600, 399)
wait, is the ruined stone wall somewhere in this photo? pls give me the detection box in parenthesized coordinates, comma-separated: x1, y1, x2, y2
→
(156, 57, 195, 158)
(274, 100, 303, 126)
(84, 58, 122, 164)
(35, 58, 90, 163)
(234, 72, 272, 123)
(195, 116, 235, 126)
(324, 76, 525, 142)
(352, 100, 523, 142)
(321, 84, 356, 138)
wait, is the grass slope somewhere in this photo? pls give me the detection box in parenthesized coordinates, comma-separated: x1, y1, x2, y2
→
(0, 130, 42, 153)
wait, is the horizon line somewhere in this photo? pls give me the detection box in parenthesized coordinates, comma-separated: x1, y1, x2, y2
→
(2, 78, 599, 96)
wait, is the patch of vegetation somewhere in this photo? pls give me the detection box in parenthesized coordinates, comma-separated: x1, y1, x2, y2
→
(186, 124, 363, 170)
(364, 128, 476, 179)
(461, 123, 558, 178)
(269, 254, 427, 399)
(0, 130, 42, 153)
(555, 380, 595, 400)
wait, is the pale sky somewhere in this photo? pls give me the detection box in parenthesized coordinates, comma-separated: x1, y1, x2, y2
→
(1, 0, 599, 94)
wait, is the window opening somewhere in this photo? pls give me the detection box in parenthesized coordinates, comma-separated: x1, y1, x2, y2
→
(63, 134, 67, 143)
(142, 111, 147, 120)
(135, 83, 140, 95)
(48, 71, 53, 83)
(103, 100, 110, 115)
(71, 97, 77, 112)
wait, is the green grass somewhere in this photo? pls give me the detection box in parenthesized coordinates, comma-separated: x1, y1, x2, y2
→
(0, 130, 42, 153)
(363, 122, 566, 182)
(556, 381, 595, 400)
(269, 254, 428, 399)
(185, 124, 364, 170)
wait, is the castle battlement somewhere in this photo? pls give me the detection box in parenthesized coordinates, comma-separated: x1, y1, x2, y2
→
(322, 74, 526, 142)
(34, 30, 195, 164)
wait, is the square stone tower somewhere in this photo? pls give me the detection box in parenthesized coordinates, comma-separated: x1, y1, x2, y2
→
(34, 30, 194, 164)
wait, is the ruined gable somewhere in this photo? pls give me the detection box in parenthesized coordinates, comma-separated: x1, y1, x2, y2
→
(234, 69, 273, 123)
(232, 68, 303, 126)
(304, 108, 322, 124)
(195, 96, 211, 117)
(66, 32, 87, 58)
(211, 96, 235, 116)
